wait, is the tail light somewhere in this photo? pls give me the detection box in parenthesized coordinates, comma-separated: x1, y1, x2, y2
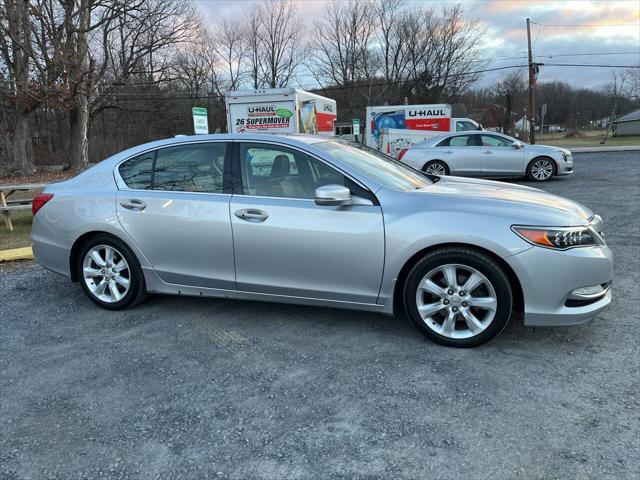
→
(398, 149, 408, 161)
(32, 193, 54, 215)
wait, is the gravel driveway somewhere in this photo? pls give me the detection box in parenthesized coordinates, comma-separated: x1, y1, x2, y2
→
(1, 152, 639, 480)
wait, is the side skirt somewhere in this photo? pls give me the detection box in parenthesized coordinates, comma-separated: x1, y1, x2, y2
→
(142, 267, 390, 315)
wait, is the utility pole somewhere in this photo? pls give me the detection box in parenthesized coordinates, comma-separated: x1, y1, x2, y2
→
(526, 18, 536, 144)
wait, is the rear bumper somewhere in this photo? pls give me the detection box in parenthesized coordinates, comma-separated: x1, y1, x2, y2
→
(31, 234, 71, 278)
(505, 244, 613, 326)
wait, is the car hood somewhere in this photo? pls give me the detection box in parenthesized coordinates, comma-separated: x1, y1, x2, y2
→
(524, 143, 571, 155)
(417, 176, 593, 224)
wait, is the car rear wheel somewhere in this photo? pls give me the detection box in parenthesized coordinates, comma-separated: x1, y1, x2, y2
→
(76, 234, 147, 310)
(422, 160, 449, 176)
(404, 247, 513, 347)
(526, 157, 555, 181)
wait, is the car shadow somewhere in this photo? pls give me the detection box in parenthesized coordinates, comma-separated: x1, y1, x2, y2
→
(138, 293, 597, 350)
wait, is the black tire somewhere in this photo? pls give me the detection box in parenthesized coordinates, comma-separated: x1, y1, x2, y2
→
(76, 233, 147, 310)
(422, 160, 450, 176)
(526, 157, 556, 182)
(403, 247, 513, 348)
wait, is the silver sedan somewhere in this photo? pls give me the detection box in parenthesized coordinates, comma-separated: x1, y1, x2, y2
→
(399, 131, 574, 181)
(30, 134, 611, 347)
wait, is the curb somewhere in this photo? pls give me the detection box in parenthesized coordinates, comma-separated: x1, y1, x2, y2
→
(0, 246, 34, 262)
(568, 146, 640, 153)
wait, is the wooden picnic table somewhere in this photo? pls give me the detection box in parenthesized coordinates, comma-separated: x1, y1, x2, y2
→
(0, 183, 46, 232)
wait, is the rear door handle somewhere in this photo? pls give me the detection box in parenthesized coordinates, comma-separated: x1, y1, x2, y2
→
(120, 199, 146, 211)
(483, 150, 492, 154)
(234, 208, 269, 222)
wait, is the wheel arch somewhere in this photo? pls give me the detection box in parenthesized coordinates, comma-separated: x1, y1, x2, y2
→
(392, 242, 524, 318)
(69, 230, 136, 282)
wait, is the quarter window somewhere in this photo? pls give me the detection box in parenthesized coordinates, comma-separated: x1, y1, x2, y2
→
(118, 143, 227, 193)
(118, 152, 154, 190)
(239, 143, 348, 199)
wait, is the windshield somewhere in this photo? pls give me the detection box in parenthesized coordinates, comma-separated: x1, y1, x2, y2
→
(314, 141, 433, 191)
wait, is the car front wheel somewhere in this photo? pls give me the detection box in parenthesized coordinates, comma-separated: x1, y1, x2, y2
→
(526, 157, 556, 181)
(76, 234, 147, 310)
(404, 247, 513, 347)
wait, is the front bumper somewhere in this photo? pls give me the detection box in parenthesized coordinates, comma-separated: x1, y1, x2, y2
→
(557, 156, 574, 176)
(506, 244, 613, 326)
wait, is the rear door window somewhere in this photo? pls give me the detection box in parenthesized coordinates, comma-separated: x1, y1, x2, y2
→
(118, 143, 227, 193)
(480, 135, 514, 147)
(153, 144, 226, 193)
(442, 134, 480, 147)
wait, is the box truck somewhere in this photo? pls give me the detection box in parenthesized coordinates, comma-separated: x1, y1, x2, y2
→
(365, 104, 481, 149)
(226, 88, 337, 136)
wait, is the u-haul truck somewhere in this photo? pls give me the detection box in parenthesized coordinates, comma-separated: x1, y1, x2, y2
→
(226, 88, 337, 136)
(365, 104, 480, 150)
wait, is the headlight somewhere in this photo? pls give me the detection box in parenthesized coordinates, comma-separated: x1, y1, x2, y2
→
(512, 225, 600, 249)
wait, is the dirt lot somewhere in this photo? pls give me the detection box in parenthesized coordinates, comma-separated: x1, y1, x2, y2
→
(1, 152, 639, 479)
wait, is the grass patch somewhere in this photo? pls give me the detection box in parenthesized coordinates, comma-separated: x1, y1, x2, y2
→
(1, 210, 33, 250)
(539, 130, 640, 148)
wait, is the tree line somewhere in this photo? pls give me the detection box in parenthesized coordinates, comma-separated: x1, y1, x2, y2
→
(1, 0, 638, 176)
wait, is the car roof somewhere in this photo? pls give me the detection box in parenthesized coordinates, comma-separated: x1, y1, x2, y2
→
(103, 133, 329, 164)
(415, 131, 511, 148)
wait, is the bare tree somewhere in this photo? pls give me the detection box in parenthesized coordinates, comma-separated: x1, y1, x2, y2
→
(256, 0, 304, 89)
(373, 0, 408, 87)
(0, 0, 36, 175)
(404, 5, 484, 102)
(244, 6, 262, 89)
(491, 71, 526, 134)
(311, 0, 375, 88)
(213, 19, 247, 91)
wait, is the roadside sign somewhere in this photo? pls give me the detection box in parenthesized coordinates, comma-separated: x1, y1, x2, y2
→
(192, 107, 209, 135)
(352, 118, 360, 136)
(541, 104, 547, 116)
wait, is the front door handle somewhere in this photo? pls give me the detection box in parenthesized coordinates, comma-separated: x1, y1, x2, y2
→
(120, 199, 146, 211)
(234, 208, 269, 222)
(443, 150, 453, 154)
(483, 150, 493, 154)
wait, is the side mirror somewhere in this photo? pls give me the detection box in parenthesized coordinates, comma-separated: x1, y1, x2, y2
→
(314, 184, 352, 206)
(513, 141, 524, 149)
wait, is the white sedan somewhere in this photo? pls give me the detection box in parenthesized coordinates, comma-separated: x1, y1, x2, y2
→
(399, 132, 574, 181)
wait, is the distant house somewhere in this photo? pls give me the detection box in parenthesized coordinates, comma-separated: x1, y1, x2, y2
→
(515, 116, 530, 131)
(613, 109, 640, 136)
(481, 104, 515, 132)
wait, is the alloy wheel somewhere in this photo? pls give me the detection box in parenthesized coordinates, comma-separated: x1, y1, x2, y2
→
(415, 263, 498, 339)
(531, 159, 554, 180)
(424, 163, 447, 175)
(82, 245, 131, 303)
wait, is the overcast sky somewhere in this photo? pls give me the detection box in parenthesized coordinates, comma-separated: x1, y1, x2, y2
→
(195, 0, 640, 90)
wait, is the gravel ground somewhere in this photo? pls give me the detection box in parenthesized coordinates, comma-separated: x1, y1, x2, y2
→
(1, 152, 639, 480)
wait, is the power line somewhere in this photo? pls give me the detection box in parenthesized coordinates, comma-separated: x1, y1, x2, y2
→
(88, 62, 640, 101)
(530, 21, 638, 27)
(543, 63, 640, 68)
(537, 52, 640, 58)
